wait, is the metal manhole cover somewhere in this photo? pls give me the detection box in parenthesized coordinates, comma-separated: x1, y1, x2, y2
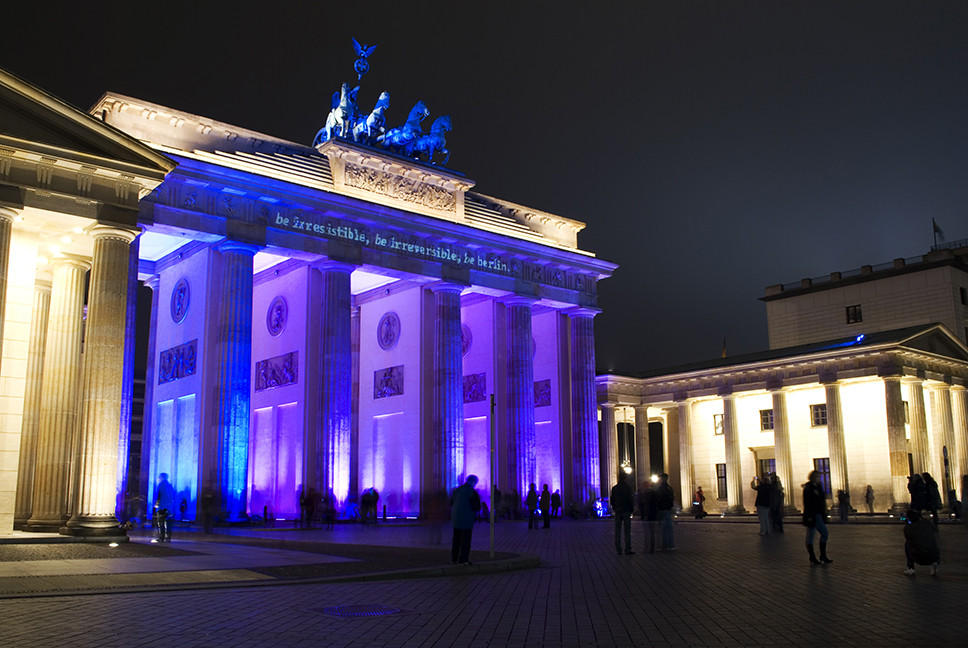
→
(318, 604, 403, 618)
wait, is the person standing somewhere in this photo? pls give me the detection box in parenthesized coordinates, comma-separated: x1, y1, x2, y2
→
(154, 473, 175, 543)
(693, 486, 706, 520)
(539, 484, 552, 529)
(450, 475, 482, 565)
(526, 483, 539, 530)
(922, 473, 941, 528)
(802, 470, 833, 566)
(837, 489, 850, 523)
(551, 489, 562, 518)
(611, 473, 635, 555)
(768, 473, 784, 533)
(864, 485, 875, 515)
(656, 473, 676, 551)
(643, 482, 658, 553)
(903, 509, 940, 576)
(751, 476, 771, 535)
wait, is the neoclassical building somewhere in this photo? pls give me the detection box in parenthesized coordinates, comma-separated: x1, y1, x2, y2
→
(599, 244, 968, 514)
(0, 66, 616, 534)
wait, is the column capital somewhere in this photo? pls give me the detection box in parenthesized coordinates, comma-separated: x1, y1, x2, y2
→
(429, 281, 465, 295)
(86, 224, 139, 244)
(51, 253, 92, 272)
(34, 278, 53, 294)
(717, 385, 735, 399)
(765, 379, 786, 392)
(564, 306, 600, 319)
(599, 401, 616, 410)
(0, 206, 17, 222)
(633, 403, 650, 413)
(819, 372, 840, 385)
(144, 275, 161, 291)
(215, 239, 259, 256)
(502, 295, 537, 307)
(315, 259, 356, 274)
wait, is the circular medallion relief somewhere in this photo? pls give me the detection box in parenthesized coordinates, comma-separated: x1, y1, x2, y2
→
(266, 296, 288, 337)
(170, 278, 190, 324)
(461, 324, 473, 356)
(377, 312, 401, 350)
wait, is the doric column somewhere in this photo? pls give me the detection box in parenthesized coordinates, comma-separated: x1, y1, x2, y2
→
(505, 297, 535, 500)
(721, 391, 747, 514)
(676, 399, 694, 510)
(432, 284, 464, 493)
(953, 386, 968, 501)
(770, 386, 797, 512)
(599, 403, 618, 500)
(349, 306, 361, 504)
(824, 381, 851, 504)
(633, 405, 651, 487)
(13, 279, 52, 528)
(65, 227, 138, 535)
(908, 380, 929, 474)
(932, 384, 957, 509)
(115, 235, 139, 519)
(0, 208, 14, 375)
(26, 255, 90, 532)
(138, 276, 160, 512)
(316, 261, 352, 505)
(569, 309, 600, 503)
(213, 241, 257, 521)
(884, 376, 911, 512)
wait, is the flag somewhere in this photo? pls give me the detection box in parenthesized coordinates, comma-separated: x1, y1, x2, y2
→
(932, 218, 944, 239)
(721, 338, 727, 359)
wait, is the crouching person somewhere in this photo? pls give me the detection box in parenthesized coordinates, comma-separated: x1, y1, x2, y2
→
(903, 509, 940, 576)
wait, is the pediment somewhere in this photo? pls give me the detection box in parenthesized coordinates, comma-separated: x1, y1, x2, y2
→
(0, 67, 172, 173)
(899, 325, 968, 361)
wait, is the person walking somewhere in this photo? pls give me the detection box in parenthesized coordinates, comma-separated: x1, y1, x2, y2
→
(551, 489, 562, 518)
(610, 473, 635, 555)
(526, 483, 539, 530)
(751, 475, 771, 535)
(693, 486, 707, 519)
(539, 484, 552, 529)
(656, 473, 676, 551)
(802, 470, 833, 566)
(903, 508, 940, 576)
(450, 475, 482, 565)
(154, 473, 175, 543)
(864, 485, 875, 515)
(768, 473, 784, 533)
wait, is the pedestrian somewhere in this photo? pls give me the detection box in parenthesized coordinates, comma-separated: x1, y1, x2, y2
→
(539, 484, 551, 529)
(768, 473, 784, 533)
(643, 482, 658, 553)
(802, 470, 833, 566)
(322, 492, 335, 530)
(693, 486, 706, 519)
(908, 473, 927, 514)
(751, 475, 771, 535)
(610, 472, 635, 555)
(922, 473, 941, 528)
(450, 475, 481, 565)
(154, 472, 175, 543)
(903, 509, 940, 576)
(179, 498, 188, 521)
(864, 485, 875, 515)
(837, 489, 850, 523)
(551, 489, 562, 518)
(526, 483, 539, 530)
(201, 486, 216, 534)
(656, 473, 676, 551)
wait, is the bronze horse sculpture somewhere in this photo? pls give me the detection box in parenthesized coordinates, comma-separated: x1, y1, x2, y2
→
(379, 101, 429, 157)
(413, 115, 452, 165)
(313, 83, 360, 146)
(352, 91, 390, 144)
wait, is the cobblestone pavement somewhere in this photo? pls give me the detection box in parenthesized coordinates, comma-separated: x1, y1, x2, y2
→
(2, 518, 966, 647)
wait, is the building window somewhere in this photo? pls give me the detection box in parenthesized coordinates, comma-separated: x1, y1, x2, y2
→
(760, 409, 774, 431)
(810, 404, 827, 427)
(759, 458, 776, 478)
(716, 463, 727, 499)
(713, 413, 724, 435)
(846, 304, 862, 324)
(813, 458, 832, 496)
(903, 401, 909, 424)
(961, 286, 967, 305)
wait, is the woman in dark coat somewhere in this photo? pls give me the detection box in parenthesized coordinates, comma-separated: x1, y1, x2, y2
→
(802, 470, 833, 566)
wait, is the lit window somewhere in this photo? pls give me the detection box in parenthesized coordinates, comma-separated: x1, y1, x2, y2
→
(813, 458, 832, 496)
(760, 409, 774, 431)
(903, 401, 909, 424)
(716, 463, 727, 499)
(810, 404, 827, 427)
(846, 304, 862, 324)
(759, 458, 775, 478)
(713, 413, 724, 435)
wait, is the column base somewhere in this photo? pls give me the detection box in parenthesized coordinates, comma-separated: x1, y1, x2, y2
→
(24, 516, 69, 534)
(722, 505, 749, 516)
(61, 515, 125, 537)
(783, 505, 801, 515)
(889, 502, 912, 516)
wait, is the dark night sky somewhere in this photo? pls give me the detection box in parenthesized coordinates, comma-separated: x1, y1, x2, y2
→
(4, 2, 967, 374)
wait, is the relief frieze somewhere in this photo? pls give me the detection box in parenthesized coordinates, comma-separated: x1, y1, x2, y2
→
(158, 339, 197, 385)
(343, 162, 456, 212)
(255, 351, 298, 392)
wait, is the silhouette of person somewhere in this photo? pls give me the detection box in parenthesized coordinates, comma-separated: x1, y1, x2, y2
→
(450, 475, 481, 565)
(154, 473, 175, 542)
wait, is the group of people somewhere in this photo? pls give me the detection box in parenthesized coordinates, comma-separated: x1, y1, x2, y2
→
(525, 483, 558, 529)
(610, 472, 676, 555)
(751, 473, 786, 535)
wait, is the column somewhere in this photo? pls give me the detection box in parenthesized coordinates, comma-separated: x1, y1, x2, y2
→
(908, 380, 929, 474)
(505, 297, 535, 500)
(770, 387, 797, 512)
(569, 309, 600, 504)
(824, 381, 852, 507)
(13, 279, 51, 527)
(932, 384, 957, 509)
(433, 284, 464, 494)
(633, 405, 651, 488)
(884, 376, 911, 512)
(953, 386, 968, 502)
(115, 236, 140, 519)
(138, 277, 160, 514)
(676, 399, 694, 511)
(349, 306, 361, 505)
(65, 227, 138, 535)
(316, 261, 352, 505)
(25, 256, 90, 531)
(0, 208, 14, 376)
(213, 242, 257, 521)
(721, 392, 747, 514)
(599, 403, 618, 501)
